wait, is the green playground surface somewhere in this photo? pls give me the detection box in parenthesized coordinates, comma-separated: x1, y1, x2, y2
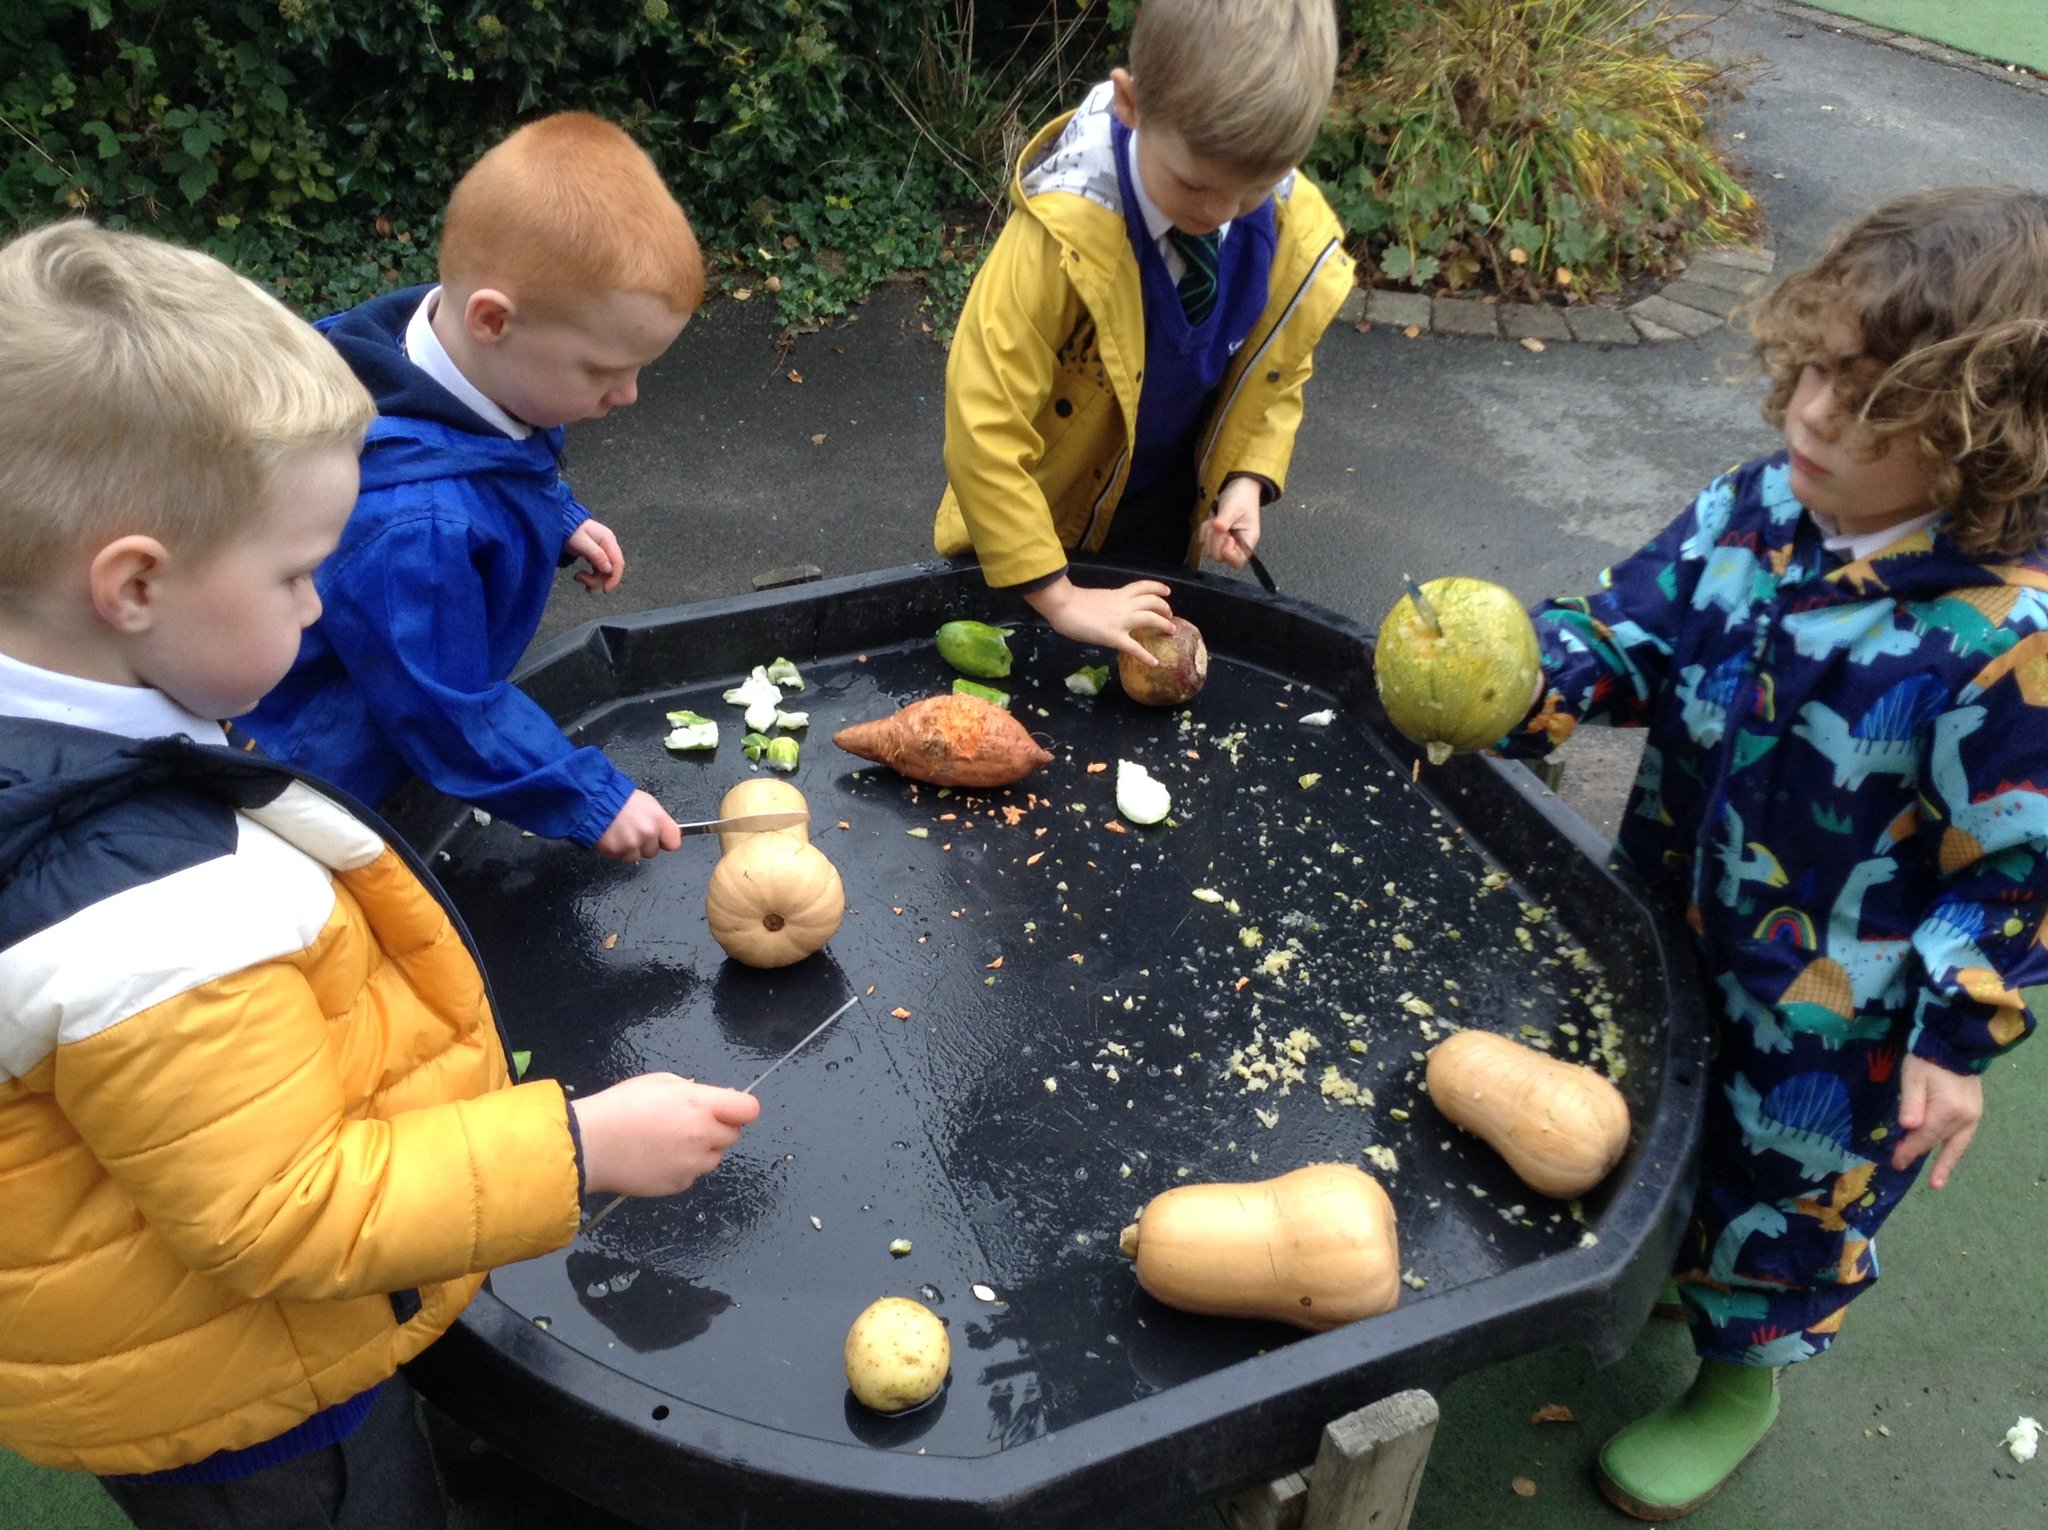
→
(1803, 0, 2048, 73)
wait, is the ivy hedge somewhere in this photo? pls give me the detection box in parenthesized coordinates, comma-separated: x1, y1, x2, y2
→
(1, 1, 1749, 330)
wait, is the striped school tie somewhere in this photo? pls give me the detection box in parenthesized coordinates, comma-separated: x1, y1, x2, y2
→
(1167, 227, 1221, 324)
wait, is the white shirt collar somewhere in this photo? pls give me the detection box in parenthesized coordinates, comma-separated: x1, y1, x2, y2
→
(1812, 508, 1941, 563)
(403, 289, 531, 440)
(0, 649, 228, 745)
(1126, 126, 1231, 252)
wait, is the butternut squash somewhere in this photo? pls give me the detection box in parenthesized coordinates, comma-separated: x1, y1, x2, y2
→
(715, 777, 810, 853)
(1117, 1163, 1401, 1332)
(1424, 1029, 1630, 1198)
(704, 835, 845, 968)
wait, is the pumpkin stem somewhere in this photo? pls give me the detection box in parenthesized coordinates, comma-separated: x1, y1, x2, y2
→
(762, 913, 786, 932)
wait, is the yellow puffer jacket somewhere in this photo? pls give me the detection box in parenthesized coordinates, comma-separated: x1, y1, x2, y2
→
(0, 726, 582, 1476)
(934, 81, 1356, 587)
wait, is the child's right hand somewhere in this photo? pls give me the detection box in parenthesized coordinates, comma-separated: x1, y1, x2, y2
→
(595, 788, 682, 862)
(1024, 574, 1175, 665)
(570, 1074, 761, 1198)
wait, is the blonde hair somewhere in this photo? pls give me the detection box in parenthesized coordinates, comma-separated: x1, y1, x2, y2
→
(0, 221, 373, 594)
(1751, 186, 2048, 559)
(439, 112, 705, 320)
(1128, 0, 1338, 175)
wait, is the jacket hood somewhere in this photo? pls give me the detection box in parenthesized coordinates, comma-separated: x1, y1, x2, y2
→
(0, 723, 290, 936)
(1733, 456, 2048, 603)
(316, 286, 566, 494)
(1012, 81, 1299, 228)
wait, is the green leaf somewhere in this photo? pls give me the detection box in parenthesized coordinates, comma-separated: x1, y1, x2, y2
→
(177, 166, 212, 204)
(511, 1049, 532, 1079)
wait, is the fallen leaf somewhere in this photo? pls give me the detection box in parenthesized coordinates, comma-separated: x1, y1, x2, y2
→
(891, 1006, 912, 1019)
(764, 275, 782, 293)
(837, 819, 850, 829)
(733, 287, 753, 301)
(1555, 267, 1574, 287)
(986, 956, 1004, 969)
(811, 432, 827, 445)
(1511, 1476, 1537, 1498)
(1519, 336, 1546, 353)
(1530, 1404, 1577, 1426)
(786, 368, 804, 383)
(602, 932, 619, 950)
(1403, 324, 1421, 339)
(1508, 245, 1529, 264)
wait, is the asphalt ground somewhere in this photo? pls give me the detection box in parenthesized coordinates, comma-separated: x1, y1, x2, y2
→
(4, 4, 2045, 1528)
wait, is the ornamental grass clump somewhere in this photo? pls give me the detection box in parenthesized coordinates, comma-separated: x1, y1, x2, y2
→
(1313, 0, 1755, 300)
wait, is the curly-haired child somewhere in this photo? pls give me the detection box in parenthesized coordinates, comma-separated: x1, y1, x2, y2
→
(1489, 187, 2048, 1518)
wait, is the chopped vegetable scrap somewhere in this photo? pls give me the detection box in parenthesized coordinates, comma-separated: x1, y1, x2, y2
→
(662, 709, 719, 752)
(935, 620, 1013, 679)
(1114, 759, 1172, 825)
(1064, 664, 1110, 696)
(891, 1007, 912, 1019)
(952, 678, 1011, 708)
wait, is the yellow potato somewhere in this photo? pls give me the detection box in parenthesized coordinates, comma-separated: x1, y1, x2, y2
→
(843, 1297, 950, 1413)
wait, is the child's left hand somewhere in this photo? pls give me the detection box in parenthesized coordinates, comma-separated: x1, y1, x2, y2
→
(1891, 1052, 1984, 1189)
(569, 518, 627, 593)
(1201, 476, 1264, 567)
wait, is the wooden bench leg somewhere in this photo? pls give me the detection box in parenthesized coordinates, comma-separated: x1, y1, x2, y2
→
(1220, 1390, 1440, 1530)
(1303, 1389, 1441, 1530)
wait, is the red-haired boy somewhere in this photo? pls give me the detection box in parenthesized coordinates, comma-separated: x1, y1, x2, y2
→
(243, 113, 701, 862)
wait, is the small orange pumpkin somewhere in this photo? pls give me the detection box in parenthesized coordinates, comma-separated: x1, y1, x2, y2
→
(705, 835, 845, 968)
(716, 777, 811, 854)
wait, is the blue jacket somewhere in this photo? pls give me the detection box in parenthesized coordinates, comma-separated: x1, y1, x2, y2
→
(1503, 452, 2048, 1073)
(240, 286, 632, 845)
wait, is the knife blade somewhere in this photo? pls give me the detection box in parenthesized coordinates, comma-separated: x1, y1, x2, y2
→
(581, 992, 861, 1234)
(673, 809, 811, 837)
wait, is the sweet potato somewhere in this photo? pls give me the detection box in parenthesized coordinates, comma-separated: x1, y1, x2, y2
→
(832, 693, 1052, 787)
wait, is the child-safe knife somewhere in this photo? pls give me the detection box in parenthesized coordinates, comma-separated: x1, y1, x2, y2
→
(580, 992, 861, 1234)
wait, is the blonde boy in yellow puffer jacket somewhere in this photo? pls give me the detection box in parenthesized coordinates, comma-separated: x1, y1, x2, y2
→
(0, 221, 759, 1528)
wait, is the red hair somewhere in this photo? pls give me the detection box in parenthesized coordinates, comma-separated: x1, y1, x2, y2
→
(439, 112, 703, 319)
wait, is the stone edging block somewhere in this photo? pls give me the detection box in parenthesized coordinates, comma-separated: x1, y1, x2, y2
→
(1355, 244, 1775, 348)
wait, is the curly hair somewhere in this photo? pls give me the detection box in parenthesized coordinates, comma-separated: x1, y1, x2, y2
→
(1749, 187, 2048, 559)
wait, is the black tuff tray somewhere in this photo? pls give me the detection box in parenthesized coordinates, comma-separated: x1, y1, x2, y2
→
(394, 561, 1708, 1530)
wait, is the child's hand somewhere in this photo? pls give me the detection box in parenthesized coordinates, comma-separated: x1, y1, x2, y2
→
(1201, 476, 1264, 567)
(1024, 574, 1175, 665)
(595, 788, 681, 863)
(570, 1074, 761, 1198)
(1891, 1052, 1984, 1189)
(568, 518, 627, 594)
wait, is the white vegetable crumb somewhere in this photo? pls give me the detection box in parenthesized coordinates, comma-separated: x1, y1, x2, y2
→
(1299, 710, 1336, 726)
(1043, 1077, 1058, 1093)
(471, 808, 491, 826)
(809, 1215, 822, 1230)
(1192, 887, 1225, 903)
(888, 1238, 913, 1256)
(2007, 1416, 2041, 1463)
(972, 1283, 1000, 1303)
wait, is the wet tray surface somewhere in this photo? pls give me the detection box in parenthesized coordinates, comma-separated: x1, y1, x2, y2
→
(397, 563, 1708, 1530)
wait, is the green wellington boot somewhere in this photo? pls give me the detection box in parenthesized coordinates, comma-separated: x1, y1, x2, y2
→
(1597, 1359, 1781, 1521)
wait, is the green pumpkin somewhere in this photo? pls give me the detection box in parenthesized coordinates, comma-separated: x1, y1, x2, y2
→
(1373, 577, 1541, 764)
